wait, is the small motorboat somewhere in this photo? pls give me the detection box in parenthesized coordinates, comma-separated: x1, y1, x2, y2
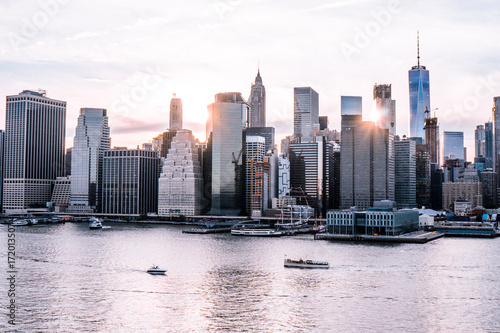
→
(284, 258, 329, 269)
(89, 218, 103, 229)
(147, 265, 166, 275)
(11, 219, 29, 226)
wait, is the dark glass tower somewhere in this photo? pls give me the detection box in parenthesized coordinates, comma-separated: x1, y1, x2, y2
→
(409, 32, 430, 141)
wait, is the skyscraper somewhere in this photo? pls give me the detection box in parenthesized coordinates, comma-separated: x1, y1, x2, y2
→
(373, 84, 395, 132)
(340, 96, 394, 210)
(3, 90, 66, 212)
(492, 97, 500, 179)
(415, 144, 431, 208)
(206, 92, 247, 215)
(102, 148, 159, 215)
(69, 108, 110, 213)
(158, 130, 203, 216)
(394, 139, 417, 208)
(0, 130, 4, 212)
(485, 122, 494, 169)
(409, 32, 431, 141)
(424, 116, 439, 164)
(440, 131, 464, 165)
(169, 95, 182, 131)
(475, 124, 485, 158)
(289, 138, 324, 215)
(245, 136, 266, 215)
(294, 87, 319, 139)
(248, 70, 266, 127)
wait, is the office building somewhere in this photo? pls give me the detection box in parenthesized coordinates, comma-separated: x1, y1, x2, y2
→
(278, 154, 290, 199)
(492, 97, 500, 177)
(206, 92, 247, 215)
(0, 131, 4, 212)
(324, 141, 340, 211)
(430, 164, 444, 210)
(248, 70, 266, 128)
(415, 144, 431, 208)
(245, 136, 266, 215)
(340, 96, 394, 210)
(3, 90, 66, 212)
(475, 125, 485, 158)
(102, 148, 159, 215)
(294, 87, 319, 139)
(319, 116, 329, 131)
(484, 122, 494, 169)
(51, 176, 71, 209)
(394, 139, 417, 208)
(160, 130, 178, 158)
(409, 32, 431, 141)
(289, 139, 323, 215)
(158, 130, 203, 216)
(373, 84, 395, 132)
(245, 127, 275, 151)
(69, 108, 110, 213)
(440, 131, 464, 165)
(424, 116, 439, 164)
(327, 202, 419, 236)
(442, 181, 482, 211)
(169, 94, 182, 131)
(481, 169, 497, 208)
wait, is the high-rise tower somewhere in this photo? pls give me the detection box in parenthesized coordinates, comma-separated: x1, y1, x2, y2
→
(169, 94, 182, 131)
(409, 32, 431, 141)
(3, 90, 66, 212)
(69, 108, 110, 213)
(294, 87, 319, 139)
(373, 83, 395, 132)
(248, 70, 266, 127)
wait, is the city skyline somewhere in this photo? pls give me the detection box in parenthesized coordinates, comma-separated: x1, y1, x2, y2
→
(1, 1, 499, 156)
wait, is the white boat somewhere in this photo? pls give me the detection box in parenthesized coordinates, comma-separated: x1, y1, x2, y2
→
(284, 258, 329, 269)
(231, 229, 283, 237)
(89, 218, 103, 229)
(147, 265, 166, 275)
(11, 219, 28, 226)
(28, 219, 38, 225)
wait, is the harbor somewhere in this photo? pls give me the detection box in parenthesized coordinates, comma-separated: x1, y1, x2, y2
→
(315, 231, 444, 243)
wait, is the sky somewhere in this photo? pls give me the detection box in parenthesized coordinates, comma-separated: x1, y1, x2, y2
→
(1, 0, 499, 159)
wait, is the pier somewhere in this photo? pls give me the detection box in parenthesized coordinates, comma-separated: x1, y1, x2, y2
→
(315, 231, 444, 243)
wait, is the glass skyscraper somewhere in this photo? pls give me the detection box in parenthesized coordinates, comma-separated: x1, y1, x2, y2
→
(440, 131, 464, 165)
(408, 34, 430, 140)
(206, 92, 247, 215)
(294, 87, 319, 139)
(3, 90, 66, 212)
(69, 108, 110, 213)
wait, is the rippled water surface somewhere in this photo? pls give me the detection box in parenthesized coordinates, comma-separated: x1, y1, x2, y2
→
(1, 222, 499, 332)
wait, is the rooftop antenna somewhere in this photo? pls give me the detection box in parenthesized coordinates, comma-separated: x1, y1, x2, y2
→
(417, 31, 420, 67)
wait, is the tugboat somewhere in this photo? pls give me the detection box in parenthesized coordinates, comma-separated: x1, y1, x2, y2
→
(89, 218, 103, 229)
(146, 264, 166, 275)
(284, 258, 329, 269)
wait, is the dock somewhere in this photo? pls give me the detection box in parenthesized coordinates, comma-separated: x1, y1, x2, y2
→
(314, 231, 444, 243)
(182, 227, 232, 234)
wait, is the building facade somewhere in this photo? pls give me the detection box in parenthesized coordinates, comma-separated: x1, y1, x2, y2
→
(169, 95, 182, 131)
(278, 154, 290, 199)
(440, 131, 464, 165)
(102, 148, 159, 215)
(245, 127, 275, 151)
(69, 108, 110, 213)
(340, 96, 394, 210)
(245, 136, 266, 215)
(408, 34, 431, 141)
(158, 130, 203, 216)
(373, 84, 395, 132)
(206, 92, 247, 215)
(394, 139, 417, 208)
(289, 139, 323, 215)
(51, 176, 71, 208)
(248, 70, 266, 128)
(480, 169, 497, 208)
(3, 90, 66, 212)
(293, 87, 319, 139)
(415, 144, 431, 208)
(442, 181, 482, 211)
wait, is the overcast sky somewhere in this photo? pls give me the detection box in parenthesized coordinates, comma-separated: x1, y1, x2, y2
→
(1, 0, 499, 159)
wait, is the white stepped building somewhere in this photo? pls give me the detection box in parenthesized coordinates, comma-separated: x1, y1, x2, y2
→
(158, 130, 203, 216)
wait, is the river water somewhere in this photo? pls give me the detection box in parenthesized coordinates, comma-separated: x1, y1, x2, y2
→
(1, 222, 499, 332)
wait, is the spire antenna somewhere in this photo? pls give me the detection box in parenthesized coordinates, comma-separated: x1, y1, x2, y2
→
(417, 31, 420, 67)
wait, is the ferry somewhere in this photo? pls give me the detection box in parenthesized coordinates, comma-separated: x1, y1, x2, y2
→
(284, 258, 329, 269)
(231, 229, 283, 237)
